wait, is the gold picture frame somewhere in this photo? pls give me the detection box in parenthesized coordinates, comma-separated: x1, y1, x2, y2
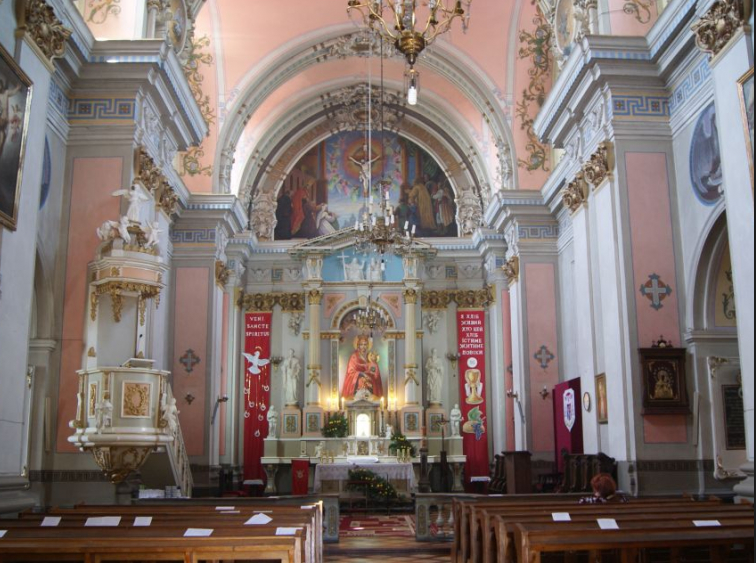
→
(595, 373, 608, 424)
(737, 67, 754, 185)
(0, 42, 33, 231)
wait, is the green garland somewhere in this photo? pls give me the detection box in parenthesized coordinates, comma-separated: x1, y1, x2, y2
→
(346, 468, 397, 500)
(388, 431, 416, 457)
(322, 412, 349, 438)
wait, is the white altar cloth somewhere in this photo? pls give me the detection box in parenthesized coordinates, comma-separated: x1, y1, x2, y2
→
(313, 462, 415, 492)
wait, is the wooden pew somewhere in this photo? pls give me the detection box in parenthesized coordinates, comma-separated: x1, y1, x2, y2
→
(494, 504, 754, 563)
(514, 519, 754, 563)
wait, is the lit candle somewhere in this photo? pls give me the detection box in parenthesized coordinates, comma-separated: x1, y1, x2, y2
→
(380, 397, 385, 411)
(341, 397, 345, 411)
(404, 220, 409, 231)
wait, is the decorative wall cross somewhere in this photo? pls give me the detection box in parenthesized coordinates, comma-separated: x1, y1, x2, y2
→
(640, 273, 672, 310)
(533, 345, 555, 370)
(180, 349, 201, 373)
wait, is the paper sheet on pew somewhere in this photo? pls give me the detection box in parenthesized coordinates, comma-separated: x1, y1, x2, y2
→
(597, 518, 619, 530)
(276, 527, 303, 535)
(184, 528, 214, 537)
(0, 530, 6, 538)
(85, 517, 121, 527)
(245, 513, 273, 525)
(215, 506, 235, 510)
(133, 517, 152, 527)
(693, 520, 722, 527)
(301, 505, 315, 509)
(552, 513, 571, 522)
(41, 516, 61, 527)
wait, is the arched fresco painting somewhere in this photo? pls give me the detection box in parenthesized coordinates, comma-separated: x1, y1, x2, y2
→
(275, 131, 458, 240)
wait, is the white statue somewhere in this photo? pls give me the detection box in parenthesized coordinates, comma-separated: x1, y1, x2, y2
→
(368, 258, 383, 282)
(282, 349, 301, 406)
(344, 257, 365, 281)
(288, 312, 305, 336)
(314, 441, 326, 459)
(95, 397, 113, 433)
(117, 216, 131, 244)
(96, 219, 118, 241)
(426, 348, 444, 405)
(266, 405, 278, 438)
(112, 184, 150, 223)
(242, 350, 271, 375)
(305, 256, 323, 280)
(450, 404, 462, 437)
(385, 424, 394, 441)
(161, 397, 179, 434)
(403, 255, 418, 279)
(143, 221, 162, 249)
(424, 311, 441, 335)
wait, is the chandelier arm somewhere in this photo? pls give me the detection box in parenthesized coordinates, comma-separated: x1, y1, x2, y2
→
(348, 2, 400, 41)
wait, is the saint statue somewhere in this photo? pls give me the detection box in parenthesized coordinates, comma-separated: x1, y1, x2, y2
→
(282, 349, 301, 406)
(425, 348, 444, 405)
(266, 405, 278, 438)
(95, 397, 113, 433)
(368, 257, 383, 282)
(161, 397, 179, 434)
(449, 404, 462, 437)
(341, 334, 383, 400)
(344, 257, 365, 281)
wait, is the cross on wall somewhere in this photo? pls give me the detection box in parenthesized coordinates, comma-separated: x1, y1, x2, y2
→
(180, 349, 201, 373)
(640, 273, 673, 310)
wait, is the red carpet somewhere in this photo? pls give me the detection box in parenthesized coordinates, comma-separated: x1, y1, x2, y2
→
(339, 515, 416, 537)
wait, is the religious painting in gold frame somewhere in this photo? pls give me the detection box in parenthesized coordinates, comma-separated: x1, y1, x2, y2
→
(639, 346, 689, 415)
(0, 42, 33, 230)
(595, 373, 608, 424)
(737, 67, 754, 184)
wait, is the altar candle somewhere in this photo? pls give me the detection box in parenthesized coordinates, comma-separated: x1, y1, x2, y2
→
(380, 397, 385, 411)
(341, 397, 345, 412)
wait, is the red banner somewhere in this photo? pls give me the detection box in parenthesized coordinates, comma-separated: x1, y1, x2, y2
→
(458, 310, 489, 487)
(243, 312, 272, 481)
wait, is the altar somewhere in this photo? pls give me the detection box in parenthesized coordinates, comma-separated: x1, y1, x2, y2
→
(314, 461, 415, 494)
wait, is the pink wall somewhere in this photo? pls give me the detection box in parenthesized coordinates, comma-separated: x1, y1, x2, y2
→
(501, 289, 515, 450)
(625, 152, 686, 444)
(80, 0, 139, 40)
(524, 262, 560, 453)
(219, 293, 230, 457)
(57, 157, 123, 452)
(172, 267, 210, 456)
(608, 0, 659, 36)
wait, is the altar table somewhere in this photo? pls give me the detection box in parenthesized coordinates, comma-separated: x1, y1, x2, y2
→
(313, 462, 415, 493)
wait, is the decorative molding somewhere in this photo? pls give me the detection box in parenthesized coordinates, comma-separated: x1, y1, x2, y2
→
(92, 281, 162, 324)
(170, 228, 216, 245)
(308, 289, 323, 306)
(69, 97, 136, 122)
(611, 94, 669, 119)
(691, 0, 750, 58)
(635, 459, 715, 472)
(560, 173, 588, 213)
(669, 58, 711, 116)
(623, 0, 654, 24)
(420, 287, 494, 310)
(15, 0, 72, 66)
(582, 142, 613, 190)
(86, 0, 122, 24)
(403, 288, 418, 305)
(239, 291, 307, 312)
(91, 445, 152, 484)
(502, 256, 520, 286)
(518, 224, 560, 239)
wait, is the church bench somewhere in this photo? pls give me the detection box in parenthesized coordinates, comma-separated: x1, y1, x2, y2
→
(0, 526, 305, 563)
(455, 495, 714, 563)
(513, 519, 755, 563)
(475, 499, 733, 563)
(493, 505, 755, 563)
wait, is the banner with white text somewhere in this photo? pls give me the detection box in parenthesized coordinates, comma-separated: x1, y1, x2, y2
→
(457, 309, 490, 488)
(243, 312, 272, 481)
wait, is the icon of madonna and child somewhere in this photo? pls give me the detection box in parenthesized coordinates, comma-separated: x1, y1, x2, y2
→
(340, 334, 385, 402)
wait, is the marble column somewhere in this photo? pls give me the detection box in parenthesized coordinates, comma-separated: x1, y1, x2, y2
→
(306, 289, 323, 406)
(403, 287, 420, 405)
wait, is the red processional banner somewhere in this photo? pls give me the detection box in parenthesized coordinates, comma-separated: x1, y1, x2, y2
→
(457, 310, 490, 487)
(243, 312, 272, 481)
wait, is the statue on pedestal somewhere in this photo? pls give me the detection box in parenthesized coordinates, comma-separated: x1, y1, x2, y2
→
(426, 348, 444, 405)
(266, 405, 278, 438)
(282, 349, 301, 406)
(450, 404, 462, 437)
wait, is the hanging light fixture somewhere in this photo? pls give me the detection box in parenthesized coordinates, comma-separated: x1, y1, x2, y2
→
(355, 286, 390, 337)
(347, 0, 473, 105)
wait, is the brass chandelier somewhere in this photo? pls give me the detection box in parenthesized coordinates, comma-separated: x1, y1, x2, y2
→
(347, 0, 473, 105)
(355, 286, 390, 336)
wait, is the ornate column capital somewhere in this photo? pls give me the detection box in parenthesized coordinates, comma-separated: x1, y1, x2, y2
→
(502, 256, 520, 286)
(691, 0, 751, 58)
(15, 0, 72, 67)
(561, 173, 588, 213)
(403, 288, 419, 305)
(308, 289, 323, 305)
(582, 142, 613, 191)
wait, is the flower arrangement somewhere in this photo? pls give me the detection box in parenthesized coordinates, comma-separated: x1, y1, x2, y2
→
(347, 468, 397, 500)
(388, 431, 416, 457)
(322, 411, 349, 438)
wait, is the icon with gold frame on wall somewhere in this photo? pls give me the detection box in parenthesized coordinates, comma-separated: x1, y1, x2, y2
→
(0, 42, 33, 231)
(737, 67, 754, 184)
(595, 373, 608, 424)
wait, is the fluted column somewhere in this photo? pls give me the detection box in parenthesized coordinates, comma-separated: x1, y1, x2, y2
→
(403, 288, 419, 405)
(306, 289, 322, 406)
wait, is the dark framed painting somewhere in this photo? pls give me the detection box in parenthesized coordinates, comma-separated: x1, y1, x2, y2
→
(0, 42, 33, 230)
(639, 346, 689, 415)
(595, 374, 608, 424)
(737, 67, 753, 184)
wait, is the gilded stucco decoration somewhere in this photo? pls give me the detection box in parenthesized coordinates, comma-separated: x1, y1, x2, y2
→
(85, 0, 121, 24)
(15, 0, 72, 64)
(691, 0, 750, 57)
(516, 6, 552, 172)
(560, 173, 587, 212)
(239, 292, 307, 312)
(250, 189, 277, 241)
(122, 382, 152, 417)
(135, 147, 179, 217)
(308, 289, 323, 306)
(91, 445, 152, 483)
(582, 142, 612, 189)
(502, 256, 520, 285)
(420, 287, 494, 310)
(321, 84, 406, 132)
(215, 260, 231, 288)
(403, 288, 418, 305)
(93, 282, 162, 324)
(181, 34, 215, 177)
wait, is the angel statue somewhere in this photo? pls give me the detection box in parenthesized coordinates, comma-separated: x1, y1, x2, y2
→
(112, 184, 150, 223)
(143, 221, 163, 249)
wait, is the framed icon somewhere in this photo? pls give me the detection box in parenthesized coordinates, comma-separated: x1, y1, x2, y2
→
(595, 374, 608, 424)
(639, 344, 689, 415)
